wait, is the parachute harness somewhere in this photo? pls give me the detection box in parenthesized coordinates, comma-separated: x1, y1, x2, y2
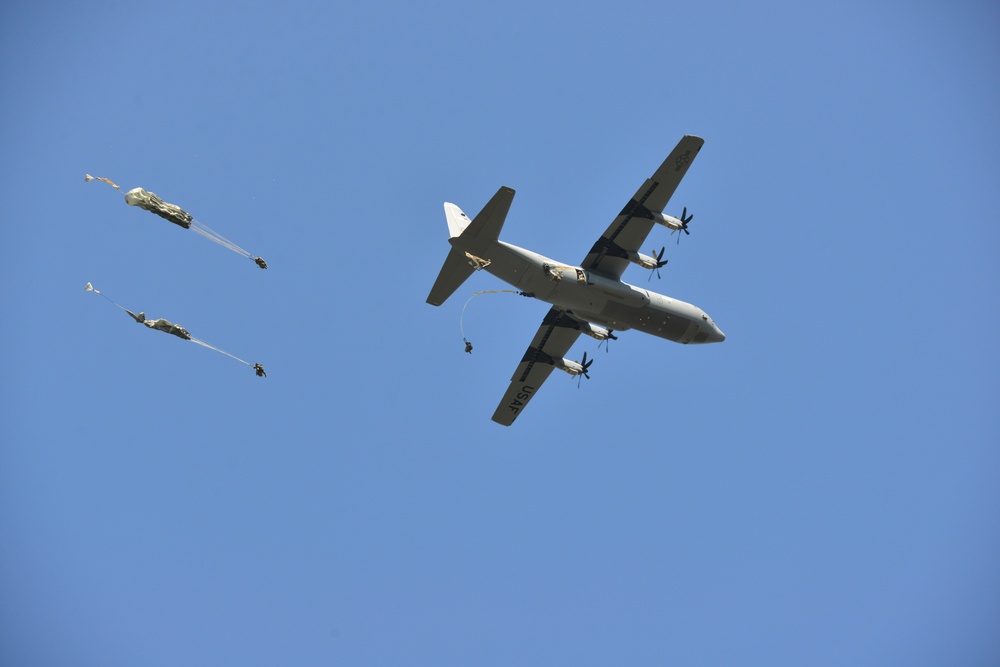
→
(459, 289, 532, 354)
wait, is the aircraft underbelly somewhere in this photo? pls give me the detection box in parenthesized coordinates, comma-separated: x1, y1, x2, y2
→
(485, 242, 705, 344)
(582, 296, 701, 343)
(485, 243, 554, 298)
(627, 305, 695, 341)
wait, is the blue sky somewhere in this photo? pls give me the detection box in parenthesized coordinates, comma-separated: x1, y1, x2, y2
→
(2, 1, 998, 664)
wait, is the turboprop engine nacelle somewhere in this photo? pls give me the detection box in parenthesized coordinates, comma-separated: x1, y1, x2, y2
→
(553, 351, 593, 378)
(579, 322, 615, 341)
(647, 211, 685, 231)
(555, 357, 586, 376)
(628, 250, 661, 270)
(553, 358, 583, 376)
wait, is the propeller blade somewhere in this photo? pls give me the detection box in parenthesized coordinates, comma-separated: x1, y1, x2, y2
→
(598, 330, 617, 353)
(648, 246, 667, 281)
(670, 208, 692, 244)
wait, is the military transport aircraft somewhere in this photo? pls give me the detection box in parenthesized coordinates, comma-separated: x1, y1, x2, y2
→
(427, 135, 725, 426)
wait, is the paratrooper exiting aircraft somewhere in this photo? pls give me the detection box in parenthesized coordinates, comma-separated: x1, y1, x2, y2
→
(427, 135, 725, 426)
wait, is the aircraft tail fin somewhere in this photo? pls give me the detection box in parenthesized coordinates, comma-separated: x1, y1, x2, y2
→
(426, 187, 515, 306)
(445, 203, 472, 238)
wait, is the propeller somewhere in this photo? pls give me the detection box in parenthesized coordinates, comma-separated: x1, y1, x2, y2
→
(671, 206, 694, 244)
(598, 330, 618, 353)
(576, 351, 594, 387)
(647, 246, 668, 281)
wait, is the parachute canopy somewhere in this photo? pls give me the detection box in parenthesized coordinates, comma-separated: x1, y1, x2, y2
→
(126, 310, 192, 340)
(124, 187, 193, 229)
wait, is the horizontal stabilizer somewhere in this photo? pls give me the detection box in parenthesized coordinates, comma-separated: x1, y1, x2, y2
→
(426, 246, 475, 306)
(426, 187, 515, 306)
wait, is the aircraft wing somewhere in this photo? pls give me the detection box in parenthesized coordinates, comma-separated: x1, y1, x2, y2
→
(581, 135, 704, 280)
(491, 307, 583, 426)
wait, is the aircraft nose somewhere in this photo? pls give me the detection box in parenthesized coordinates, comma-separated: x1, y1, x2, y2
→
(700, 314, 725, 343)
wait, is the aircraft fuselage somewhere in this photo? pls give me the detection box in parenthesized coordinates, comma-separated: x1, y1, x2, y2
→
(457, 238, 725, 345)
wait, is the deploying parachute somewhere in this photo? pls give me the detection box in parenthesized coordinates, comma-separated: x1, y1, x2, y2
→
(85, 174, 120, 189)
(123, 188, 192, 229)
(86, 174, 268, 269)
(85, 282, 265, 377)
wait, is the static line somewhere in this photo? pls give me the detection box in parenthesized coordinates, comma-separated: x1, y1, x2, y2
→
(459, 289, 524, 351)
